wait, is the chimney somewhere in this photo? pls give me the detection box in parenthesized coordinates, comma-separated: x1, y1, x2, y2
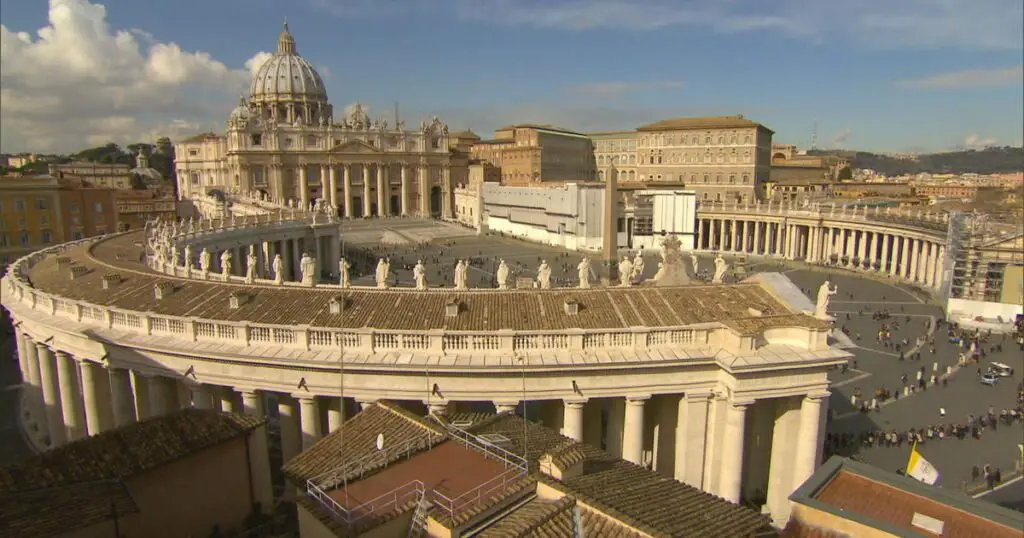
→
(228, 290, 249, 309)
(69, 266, 88, 280)
(445, 298, 461, 317)
(101, 273, 122, 290)
(329, 296, 346, 314)
(153, 281, 174, 300)
(563, 298, 580, 316)
(538, 440, 587, 481)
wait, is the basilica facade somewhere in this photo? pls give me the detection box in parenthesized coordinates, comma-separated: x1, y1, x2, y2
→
(174, 23, 463, 218)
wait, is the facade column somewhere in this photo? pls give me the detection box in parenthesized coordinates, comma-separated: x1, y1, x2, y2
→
(238, 389, 273, 511)
(899, 237, 910, 278)
(362, 164, 373, 217)
(792, 393, 829, 493)
(718, 221, 727, 252)
(857, 230, 868, 268)
(55, 350, 85, 441)
(562, 400, 586, 442)
(148, 375, 177, 416)
(868, 231, 879, 270)
(933, 246, 946, 290)
(427, 402, 447, 416)
(773, 223, 783, 255)
(376, 163, 387, 217)
(14, 331, 29, 386)
(908, 239, 920, 281)
(298, 395, 322, 450)
(190, 384, 212, 409)
(400, 166, 410, 216)
(342, 164, 353, 218)
(327, 164, 338, 211)
(35, 343, 64, 446)
(298, 165, 310, 210)
(326, 397, 344, 433)
(622, 397, 648, 466)
(880, 233, 891, 273)
(22, 335, 45, 431)
(109, 367, 137, 428)
(888, 235, 900, 277)
(442, 165, 452, 219)
(719, 400, 751, 503)
(80, 359, 112, 436)
(675, 392, 710, 488)
(419, 165, 429, 216)
(131, 371, 151, 421)
(278, 396, 301, 464)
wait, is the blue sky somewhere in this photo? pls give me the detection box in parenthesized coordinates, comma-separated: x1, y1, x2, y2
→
(1, 0, 1022, 153)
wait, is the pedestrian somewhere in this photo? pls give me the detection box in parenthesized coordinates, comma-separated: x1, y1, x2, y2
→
(939, 407, 945, 416)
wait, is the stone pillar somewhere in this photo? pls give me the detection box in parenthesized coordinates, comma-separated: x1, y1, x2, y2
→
(343, 164, 353, 218)
(562, 400, 586, 442)
(219, 389, 238, 413)
(868, 231, 879, 270)
(109, 367, 137, 428)
(80, 359, 112, 436)
(494, 401, 519, 414)
(675, 392, 710, 488)
(719, 400, 751, 503)
(278, 396, 301, 464)
(328, 165, 339, 211)
(298, 165, 310, 210)
(857, 230, 868, 267)
(767, 398, 800, 521)
(773, 223, 783, 255)
(889, 235, 900, 277)
(23, 336, 45, 430)
(909, 238, 920, 282)
(605, 398, 625, 458)
(427, 402, 447, 416)
(376, 164, 387, 217)
(55, 350, 85, 441)
(442, 165, 452, 219)
(362, 164, 373, 217)
(14, 330, 29, 385)
(326, 397, 344, 433)
(400, 166, 410, 216)
(148, 375, 177, 416)
(933, 246, 946, 290)
(899, 237, 911, 279)
(419, 165, 429, 216)
(190, 384, 212, 409)
(131, 370, 151, 422)
(622, 397, 647, 466)
(238, 389, 274, 512)
(792, 394, 829, 494)
(35, 344, 64, 446)
(718, 221, 727, 252)
(881, 233, 891, 273)
(298, 395, 322, 450)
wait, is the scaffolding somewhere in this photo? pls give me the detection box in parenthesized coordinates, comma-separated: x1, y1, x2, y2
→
(947, 211, 1024, 303)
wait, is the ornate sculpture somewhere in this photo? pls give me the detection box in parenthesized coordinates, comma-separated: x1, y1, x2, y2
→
(300, 253, 316, 286)
(220, 250, 233, 279)
(199, 248, 211, 276)
(632, 251, 645, 281)
(618, 257, 634, 287)
(414, 260, 427, 290)
(690, 254, 699, 276)
(815, 281, 838, 319)
(577, 258, 592, 289)
(537, 260, 552, 289)
(375, 258, 390, 289)
(246, 247, 258, 284)
(712, 255, 728, 284)
(496, 259, 510, 290)
(454, 260, 469, 290)
(272, 254, 284, 285)
(339, 258, 351, 288)
(169, 244, 179, 267)
(184, 245, 194, 275)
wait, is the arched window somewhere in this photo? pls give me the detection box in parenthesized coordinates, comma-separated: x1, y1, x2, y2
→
(649, 155, 655, 164)
(703, 192, 709, 200)
(704, 136, 711, 144)
(703, 174, 710, 183)
(729, 136, 736, 144)
(742, 174, 750, 184)
(715, 174, 723, 184)
(744, 135, 752, 143)
(729, 175, 736, 184)
(717, 136, 724, 144)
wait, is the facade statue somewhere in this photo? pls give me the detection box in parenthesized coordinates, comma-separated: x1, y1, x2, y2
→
(246, 248, 258, 284)
(815, 281, 838, 319)
(413, 260, 427, 290)
(375, 258, 390, 289)
(690, 255, 699, 276)
(712, 255, 728, 284)
(537, 260, 552, 289)
(496, 259, 510, 290)
(618, 257, 634, 287)
(577, 258, 592, 289)
(300, 253, 316, 286)
(170, 244, 179, 267)
(272, 254, 284, 285)
(454, 260, 469, 290)
(220, 250, 233, 279)
(632, 252, 645, 280)
(339, 258, 351, 288)
(199, 248, 211, 275)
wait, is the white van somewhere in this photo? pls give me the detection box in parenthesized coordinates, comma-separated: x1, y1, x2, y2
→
(988, 362, 1014, 377)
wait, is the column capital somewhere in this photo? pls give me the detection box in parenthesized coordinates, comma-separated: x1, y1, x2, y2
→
(293, 392, 318, 402)
(625, 395, 650, 405)
(685, 390, 714, 401)
(563, 399, 588, 408)
(804, 391, 831, 403)
(729, 398, 755, 409)
(493, 400, 520, 408)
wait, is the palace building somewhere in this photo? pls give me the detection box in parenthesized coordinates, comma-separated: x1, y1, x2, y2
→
(174, 22, 465, 219)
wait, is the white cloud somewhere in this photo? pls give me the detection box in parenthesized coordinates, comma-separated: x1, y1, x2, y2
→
(0, 0, 271, 153)
(567, 80, 686, 99)
(446, 0, 1022, 51)
(896, 65, 1024, 89)
(962, 134, 998, 149)
(831, 127, 852, 146)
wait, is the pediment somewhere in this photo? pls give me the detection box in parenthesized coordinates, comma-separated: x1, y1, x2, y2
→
(332, 139, 382, 154)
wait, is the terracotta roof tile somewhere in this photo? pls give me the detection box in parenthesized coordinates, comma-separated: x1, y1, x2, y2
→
(636, 115, 772, 133)
(0, 480, 138, 538)
(0, 409, 263, 493)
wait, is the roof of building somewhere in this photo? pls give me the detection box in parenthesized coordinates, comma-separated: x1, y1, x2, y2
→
(0, 409, 264, 492)
(452, 130, 481, 139)
(178, 132, 224, 144)
(786, 456, 1024, 538)
(636, 115, 774, 133)
(16, 230, 828, 333)
(290, 403, 772, 538)
(496, 124, 587, 136)
(0, 409, 263, 538)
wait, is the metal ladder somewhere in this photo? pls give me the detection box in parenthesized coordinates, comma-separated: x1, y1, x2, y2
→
(407, 493, 432, 538)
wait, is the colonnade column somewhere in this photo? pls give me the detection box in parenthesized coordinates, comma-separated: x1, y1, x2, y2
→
(148, 375, 177, 416)
(400, 166, 410, 216)
(909, 239, 920, 282)
(35, 343, 64, 446)
(297, 395, 322, 450)
(442, 165, 452, 219)
(562, 400, 586, 442)
(328, 164, 338, 210)
(376, 164, 387, 217)
(80, 359, 112, 436)
(933, 246, 946, 289)
(881, 233, 891, 274)
(22, 335, 45, 433)
(298, 165, 309, 210)
(792, 393, 829, 491)
(109, 367, 137, 428)
(718, 399, 751, 503)
(622, 397, 648, 466)
(362, 164, 373, 217)
(342, 164, 353, 218)
(326, 397, 345, 433)
(278, 396, 301, 465)
(419, 165, 430, 217)
(238, 389, 274, 511)
(55, 350, 85, 441)
(495, 401, 519, 414)
(675, 392, 710, 488)
(190, 384, 212, 409)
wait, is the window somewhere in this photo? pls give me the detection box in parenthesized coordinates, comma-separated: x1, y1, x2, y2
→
(72, 230, 84, 240)
(72, 216, 81, 225)
(17, 217, 27, 229)
(94, 202, 104, 213)
(70, 203, 80, 213)
(742, 174, 750, 184)
(95, 226, 107, 235)
(729, 175, 736, 184)
(40, 215, 49, 226)
(41, 231, 52, 243)
(188, 149, 199, 157)
(19, 231, 30, 246)
(703, 174, 710, 184)
(251, 134, 263, 146)
(14, 198, 26, 211)
(0, 233, 7, 247)
(430, 137, 440, 149)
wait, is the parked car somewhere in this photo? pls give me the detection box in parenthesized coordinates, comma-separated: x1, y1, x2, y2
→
(988, 362, 1014, 377)
(980, 373, 999, 386)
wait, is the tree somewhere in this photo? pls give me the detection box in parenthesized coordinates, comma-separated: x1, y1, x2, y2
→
(836, 166, 853, 181)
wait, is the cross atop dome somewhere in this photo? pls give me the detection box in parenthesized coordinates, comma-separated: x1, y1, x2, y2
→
(278, 18, 296, 54)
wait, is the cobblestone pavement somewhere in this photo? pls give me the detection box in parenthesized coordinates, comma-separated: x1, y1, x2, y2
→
(0, 310, 35, 467)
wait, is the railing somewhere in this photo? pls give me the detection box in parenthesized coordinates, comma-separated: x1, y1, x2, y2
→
(697, 200, 951, 235)
(311, 437, 428, 491)
(306, 478, 424, 526)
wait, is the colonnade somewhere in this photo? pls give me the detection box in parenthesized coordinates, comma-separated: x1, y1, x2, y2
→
(258, 161, 452, 219)
(696, 217, 946, 289)
(177, 230, 344, 283)
(14, 324, 825, 522)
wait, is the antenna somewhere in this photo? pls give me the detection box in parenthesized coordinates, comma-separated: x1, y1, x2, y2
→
(394, 102, 399, 127)
(338, 208, 348, 507)
(811, 120, 819, 151)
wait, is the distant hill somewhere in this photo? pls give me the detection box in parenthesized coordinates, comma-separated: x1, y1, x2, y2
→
(808, 146, 1023, 175)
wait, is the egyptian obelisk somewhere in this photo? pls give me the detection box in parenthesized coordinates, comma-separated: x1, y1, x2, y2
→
(603, 164, 619, 283)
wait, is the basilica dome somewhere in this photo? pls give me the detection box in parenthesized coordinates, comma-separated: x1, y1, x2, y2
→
(248, 22, 328, 105)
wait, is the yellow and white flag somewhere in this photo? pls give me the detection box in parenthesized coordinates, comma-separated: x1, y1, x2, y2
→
(907, 443, 940, 485)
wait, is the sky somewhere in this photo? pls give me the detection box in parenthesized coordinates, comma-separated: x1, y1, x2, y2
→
(1, 0, 1022, 154)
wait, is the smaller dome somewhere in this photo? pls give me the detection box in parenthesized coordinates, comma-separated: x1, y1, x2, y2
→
(229, 96, 250, 122)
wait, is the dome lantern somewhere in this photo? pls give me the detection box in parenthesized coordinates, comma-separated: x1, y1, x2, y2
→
(277, 19, 297, 55)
